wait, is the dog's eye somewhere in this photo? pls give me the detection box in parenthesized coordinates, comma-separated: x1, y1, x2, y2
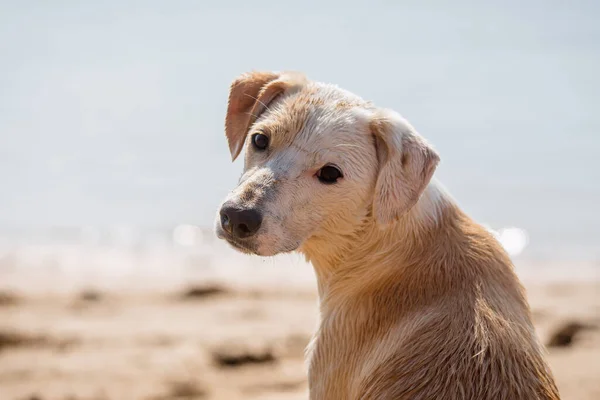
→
(317, 165, 343, 184)
(252, 133, 269, 150)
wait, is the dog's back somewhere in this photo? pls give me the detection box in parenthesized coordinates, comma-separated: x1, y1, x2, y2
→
(307, 202, 559, 400)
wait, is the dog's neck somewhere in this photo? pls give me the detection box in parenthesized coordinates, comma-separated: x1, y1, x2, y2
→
(299, 180, 455, 299)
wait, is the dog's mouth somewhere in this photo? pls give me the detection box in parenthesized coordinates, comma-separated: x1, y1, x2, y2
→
(217, 230, 301, 256)
(215, 221, 302, 256)
(215, 227, 258, 254)
(225, 237, 258, 254)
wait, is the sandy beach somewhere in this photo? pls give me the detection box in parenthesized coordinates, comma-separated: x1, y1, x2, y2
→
(1, 277, 598, 400)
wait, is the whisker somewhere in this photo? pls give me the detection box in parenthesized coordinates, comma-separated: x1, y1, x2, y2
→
(244, 93, 272, 112)
(244, 111, 260, 119)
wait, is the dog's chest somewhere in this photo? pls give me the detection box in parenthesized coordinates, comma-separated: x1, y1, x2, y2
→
(307, 312, 375, 400)
(308, 335, 356, 399)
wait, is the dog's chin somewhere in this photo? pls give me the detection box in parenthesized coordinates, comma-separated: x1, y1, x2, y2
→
(257, 243, 300, 257)
(216, 231, 299, 257)
(227, 239, 299, 256)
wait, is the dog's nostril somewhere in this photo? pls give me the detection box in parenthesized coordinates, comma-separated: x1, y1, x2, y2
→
(238, 223, 250, 234)
(220, 212, 231, 233)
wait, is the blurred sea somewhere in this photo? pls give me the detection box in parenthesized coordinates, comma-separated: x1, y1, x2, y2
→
(0, 223, 597, 294)
(0, 225, 320, 293)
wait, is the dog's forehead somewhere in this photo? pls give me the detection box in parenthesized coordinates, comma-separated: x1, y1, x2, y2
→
(266, 82, 373, 149)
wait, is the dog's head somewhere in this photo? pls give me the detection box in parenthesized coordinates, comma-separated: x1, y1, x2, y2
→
(215, 71, 439, 256)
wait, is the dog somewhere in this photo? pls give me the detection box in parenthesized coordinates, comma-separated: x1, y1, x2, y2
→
(215, 71, 560, 399)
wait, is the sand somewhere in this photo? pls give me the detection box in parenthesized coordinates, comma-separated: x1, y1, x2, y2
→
(1, 281, 598, 400)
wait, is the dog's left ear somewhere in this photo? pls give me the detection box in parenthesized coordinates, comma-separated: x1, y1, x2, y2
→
(225, 71, 306, 161)
(370, 109, 440, 225)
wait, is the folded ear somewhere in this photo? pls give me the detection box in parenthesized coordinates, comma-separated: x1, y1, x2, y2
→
(370, 109, 440, 225)
(225, 71, 306, 161)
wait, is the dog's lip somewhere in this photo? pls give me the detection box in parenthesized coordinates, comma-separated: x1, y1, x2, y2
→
(216, 225, 300, 255)
(227, 238, 256, 253)
(216, 228, 258, 254)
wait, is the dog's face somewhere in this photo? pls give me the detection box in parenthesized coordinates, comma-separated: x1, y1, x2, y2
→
(215, 71, 439, 256)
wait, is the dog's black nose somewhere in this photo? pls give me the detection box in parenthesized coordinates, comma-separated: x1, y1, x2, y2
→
(219, 204, 262, 238)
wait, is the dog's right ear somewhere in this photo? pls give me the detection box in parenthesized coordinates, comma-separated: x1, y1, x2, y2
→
(225, 71, 306, 161)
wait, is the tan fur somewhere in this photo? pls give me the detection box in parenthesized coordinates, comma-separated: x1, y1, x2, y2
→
(217, 71, 560, 399)
(302, 204, 559, 399)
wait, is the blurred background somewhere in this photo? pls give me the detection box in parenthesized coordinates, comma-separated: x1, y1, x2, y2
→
(0, 1, 598, 399)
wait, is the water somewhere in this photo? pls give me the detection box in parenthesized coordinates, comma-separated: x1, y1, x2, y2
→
(1, 1, 599, 285)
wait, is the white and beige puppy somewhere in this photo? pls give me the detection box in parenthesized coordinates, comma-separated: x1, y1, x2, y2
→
(215, 71, 560, 400)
